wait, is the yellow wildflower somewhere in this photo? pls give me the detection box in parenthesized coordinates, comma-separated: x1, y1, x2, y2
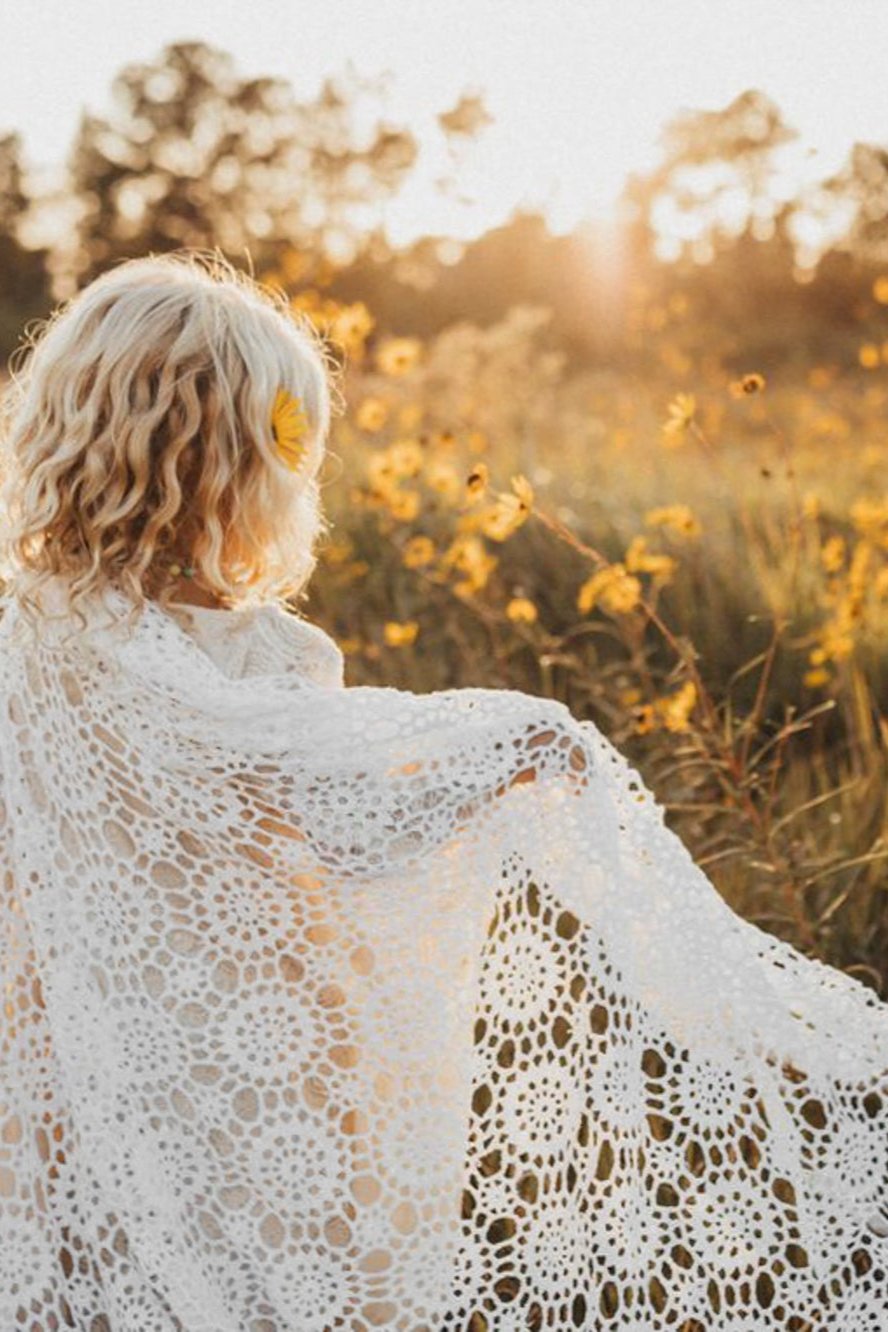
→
(821, 626, 855, 661)
(376, 337, 422, 377)
(387, 490, 421, 522)
(329, 302, 375, 355)
(383, 621, 419, 647)
(478, 493, 530, 542)
(577, 564, 642, 616)
(644, 504, 702, 539)
(337, 636, 363, 656)
(820, 535, 845, 573)
(728, 373, 766, 398)
(424, 459, 462, 505)
(850, 496, 888, 541)
(365, 450, 399, 492)
(859, 343, 881, 369)
(624, 536, 677, 582)
(465, 462, 489, 503)
(270, 388, 310, 472)
(319, 538, 354, 566)
(356, 397, 389, 433)
(401, 535, 436, 569)
(505, 597, 538, 624)
(657, 681, 697, 733)
(803, 668, 831, 688)
(632, 704, 657, 735)
(662, 393, 697, 442)
(387, 438, 424, 478)
(440, 534, 497, 593)
(874, 276, 888, 304)
(510, 474, 534, 511)
(802, 492, 820, 520)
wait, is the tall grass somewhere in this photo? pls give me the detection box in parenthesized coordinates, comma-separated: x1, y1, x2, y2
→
(294, 286, 888, 996)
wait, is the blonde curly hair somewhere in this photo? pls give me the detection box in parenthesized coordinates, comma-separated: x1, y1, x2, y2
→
(0, 249, 342, 648)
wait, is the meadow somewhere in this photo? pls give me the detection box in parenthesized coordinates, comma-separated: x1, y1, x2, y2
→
(285, 273, 888, 997)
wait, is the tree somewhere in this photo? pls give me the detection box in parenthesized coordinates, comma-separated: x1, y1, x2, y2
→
(621, 89, 800, 265)
(0, 133, 53, 363)
(65, 42, 420, 287)
(815, 141, 888, 264)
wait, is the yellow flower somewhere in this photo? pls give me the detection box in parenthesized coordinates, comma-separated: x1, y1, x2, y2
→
(802, 492, 821, 520)
(624, 535, 677, 582)
(662, 393, 696, 442)
(383, 620, 419, 647)
(874, 276, 888, 304)
(850, 496, 888, 538)
(478, 494, 530, 542)
(820, 535, 845, 573)
(356, 397, 389, 432)
(505, 597, 538, 624)
(821, 626, 854, 661)
(337, 636, 363, 656)
(510, 474, 534, 511)
(859, 343, 881, 369)
(366, 450, 399, 492)
(644, 504, 701, 539)
(424, 459, 461, 505)
(657, 681, 697, 733)
(401, 535, 436, 569)
(330, 302, 375, 355)
(465, 463, 489, 503)
(376, 337, 422, 377)
(387, 438, 424, 478)
(803, 667, 831, 688)
(440, 534, 497, 593)
(728, 373, 766, 398)
(387, 489, 421, 522)
(577, 564, 642, 616)
(633, 704, 657, 735)
(319, 538, 354, 566)
(270, 388, 310, 471)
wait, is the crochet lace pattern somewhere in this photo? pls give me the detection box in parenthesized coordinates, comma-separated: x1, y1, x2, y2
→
(0, 581, 886, 1330)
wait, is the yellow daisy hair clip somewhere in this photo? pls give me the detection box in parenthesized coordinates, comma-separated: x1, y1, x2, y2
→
(270, 387, 311, 472)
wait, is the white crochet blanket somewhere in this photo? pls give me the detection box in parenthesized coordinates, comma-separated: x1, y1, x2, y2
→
(0, 581, 886, 1331)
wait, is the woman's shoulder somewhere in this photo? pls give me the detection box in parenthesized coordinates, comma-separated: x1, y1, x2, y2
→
(255, 603, 345, 687)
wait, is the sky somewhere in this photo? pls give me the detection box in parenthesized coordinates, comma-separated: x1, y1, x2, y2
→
(0, 0, 886, 246)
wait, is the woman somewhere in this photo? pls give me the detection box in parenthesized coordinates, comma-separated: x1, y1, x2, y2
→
(0, 251, 884, 1332)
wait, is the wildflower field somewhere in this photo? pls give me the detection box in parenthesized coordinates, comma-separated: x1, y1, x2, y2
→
(286, 276, 888, 999)
(0, 46, 885, 998)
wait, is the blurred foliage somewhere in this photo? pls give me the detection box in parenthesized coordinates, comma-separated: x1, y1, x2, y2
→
(65, 42, 419, 288)
(1, 44, 888, 991)
(0, 133, 52, 359)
